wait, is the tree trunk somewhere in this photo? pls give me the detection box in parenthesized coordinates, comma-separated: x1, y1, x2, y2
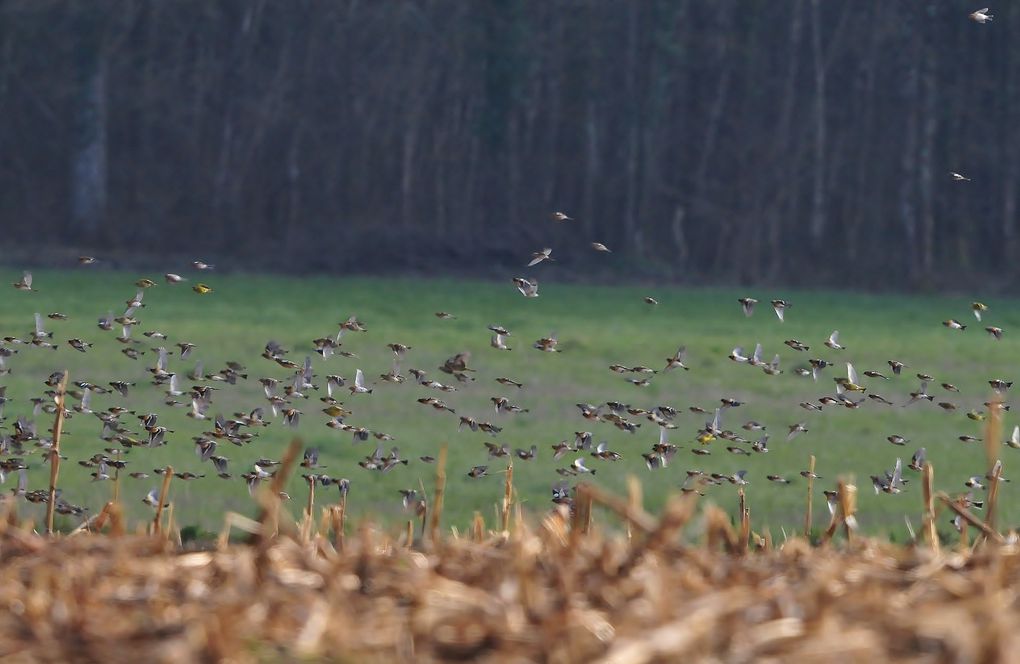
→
(808, 0, 827, 249)
(899, 42, 920, 281)
(919, 43, 937, 278)
(768, 0, 804, 280)
(70, 29, 107, 241)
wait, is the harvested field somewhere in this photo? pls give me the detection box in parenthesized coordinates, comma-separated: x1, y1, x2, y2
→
(0, 482, 1017, 663)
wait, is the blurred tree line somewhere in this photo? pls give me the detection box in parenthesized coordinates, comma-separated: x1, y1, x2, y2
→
(0, 0, 1015, 288)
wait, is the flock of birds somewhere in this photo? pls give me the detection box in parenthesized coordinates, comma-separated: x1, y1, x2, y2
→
(0, 208, 1013, 535)
(0, 6, 1007, 531)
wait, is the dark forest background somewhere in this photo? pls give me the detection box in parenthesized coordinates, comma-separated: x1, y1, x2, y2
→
(0, 1, 1016, 289)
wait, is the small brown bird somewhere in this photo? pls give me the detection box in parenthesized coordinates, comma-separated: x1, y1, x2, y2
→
(908, 448, 926, 471)
(533, 334, 559, 352)
(969, 8, 993, 23)
(78, 256, 97, 265)
(528, 248, 554, 267)
(663, 346, 689, 371)
(591, 242, 611, 253)
(551, 211, 573, 222)
(386, 343, 412, 357)
(435, 312, 456, 319)
(512, 277, 539, 298)
(738, 297, 758, 317)
(491, 333, 511, 351)
(771, 299, 790, 322)
(986, 326, 1003, 340)
(12, 272, 35, 292)
(515, 445, 538, 461)
(972, 302, 988, 321)
(192, 260, 215, 270)
(943, 319, 966, 331)
(122, 347, 143, 360)
(67, 338, 93, 353)
(824, 330, 844, 350)
(644, 296, 658, 306)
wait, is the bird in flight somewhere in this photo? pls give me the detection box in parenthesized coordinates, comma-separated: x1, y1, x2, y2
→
(969, 8, 993, 23)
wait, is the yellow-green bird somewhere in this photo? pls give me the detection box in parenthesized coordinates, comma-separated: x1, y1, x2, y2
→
(834, 363, 866, 392)
(193, 283, 213, 295)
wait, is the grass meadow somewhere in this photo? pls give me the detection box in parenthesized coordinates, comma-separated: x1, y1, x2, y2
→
(0, 268, 1017, 538)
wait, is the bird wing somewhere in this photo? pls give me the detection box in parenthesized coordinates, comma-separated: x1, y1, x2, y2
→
(355, 369, 365, 389)
(34, 313, 44, 337)
(847, 362, 859, 385)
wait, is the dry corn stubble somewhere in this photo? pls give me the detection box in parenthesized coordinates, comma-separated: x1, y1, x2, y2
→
(1, 477, 1019, 662)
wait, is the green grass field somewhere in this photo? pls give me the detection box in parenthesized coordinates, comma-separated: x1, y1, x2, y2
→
(0, 268, 1017, 538)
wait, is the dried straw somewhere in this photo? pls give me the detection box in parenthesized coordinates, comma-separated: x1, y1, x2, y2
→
(45, 371, 69, 535)
(4, 478, 1020, 661)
